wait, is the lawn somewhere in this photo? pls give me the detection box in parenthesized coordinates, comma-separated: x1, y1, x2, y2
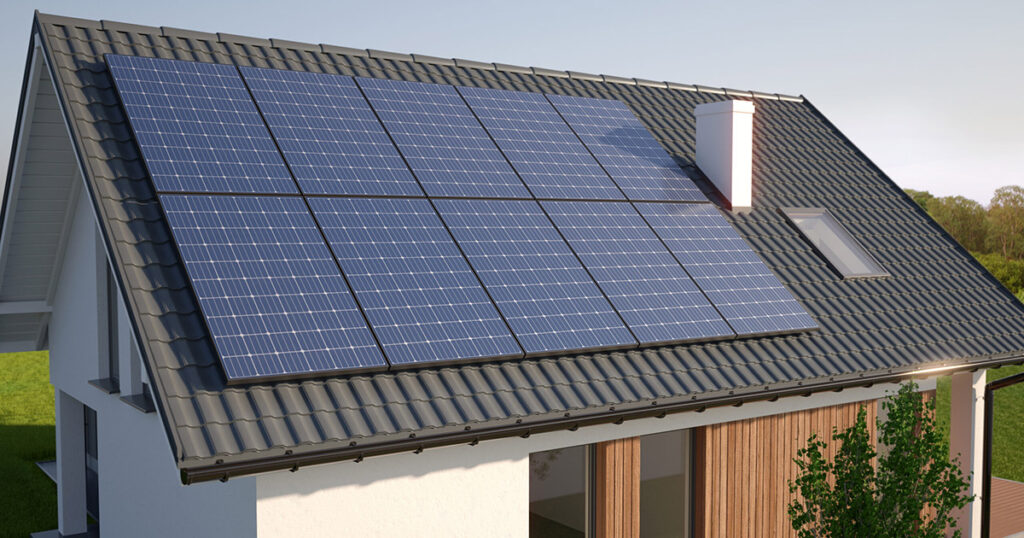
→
(0, 351, 56, 537)
(934, 363, 1024, 483)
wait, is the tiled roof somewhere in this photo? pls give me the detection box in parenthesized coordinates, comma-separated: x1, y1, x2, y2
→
(29, 11, 1024, 482)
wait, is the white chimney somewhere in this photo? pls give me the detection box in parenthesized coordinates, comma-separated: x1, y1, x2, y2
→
(694, 100, 755, 208)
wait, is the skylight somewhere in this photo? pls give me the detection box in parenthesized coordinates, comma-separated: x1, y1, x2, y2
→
(783, 208, 888, 279)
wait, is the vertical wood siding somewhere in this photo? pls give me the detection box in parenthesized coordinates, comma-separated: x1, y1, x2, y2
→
(596, 437, 641, 538)
(693, 398, 878, 537)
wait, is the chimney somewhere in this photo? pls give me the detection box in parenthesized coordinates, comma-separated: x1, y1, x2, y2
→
(694, 100, 755, 208)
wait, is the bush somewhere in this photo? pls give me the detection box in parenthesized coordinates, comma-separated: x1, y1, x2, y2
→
(974, 252, 1024, 296)
(788, 383, 972, 537)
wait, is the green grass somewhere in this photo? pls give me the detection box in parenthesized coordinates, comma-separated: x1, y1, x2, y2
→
(934, 364, 1024, 482)
(0, 350, 57, 537)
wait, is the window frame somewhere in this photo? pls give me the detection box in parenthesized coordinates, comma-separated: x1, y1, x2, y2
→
(781, 207, 889, 279)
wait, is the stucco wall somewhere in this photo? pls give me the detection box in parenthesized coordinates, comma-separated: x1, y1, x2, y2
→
(49, 192, 257, 537)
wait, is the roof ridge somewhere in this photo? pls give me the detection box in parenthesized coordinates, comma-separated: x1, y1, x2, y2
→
(34, 11, 804, 102)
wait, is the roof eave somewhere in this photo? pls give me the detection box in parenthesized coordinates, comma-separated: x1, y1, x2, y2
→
(179, 352, 1024, 485)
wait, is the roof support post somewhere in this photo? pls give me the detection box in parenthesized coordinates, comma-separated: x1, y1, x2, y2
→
(949, 370, 985, 538)
(56, 390, 88, 536)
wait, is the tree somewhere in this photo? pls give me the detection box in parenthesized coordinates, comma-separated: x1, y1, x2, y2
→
(989, 185, 1024, 260)
(904, 188, 934, 213)
(788, 383, 973, 537)
(928, 195, 989, 253)
(974, 253, 1024, 297)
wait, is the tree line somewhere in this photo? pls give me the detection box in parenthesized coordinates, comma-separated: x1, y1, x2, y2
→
(905, 185, 1024, 301)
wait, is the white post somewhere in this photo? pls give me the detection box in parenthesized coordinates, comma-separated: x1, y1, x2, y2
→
(949, 370, 985, 538)
(56, 390, 88, 535)
(694, 100, 755, 209)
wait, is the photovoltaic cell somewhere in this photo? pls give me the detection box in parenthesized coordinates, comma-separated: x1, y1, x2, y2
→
(542, 201, 734, 344)
(434, 198, 636, 354)
(239, 67, 422, 197)
(105, 55, 296, 194)
(309, 197, 522, 366)
(356, 77, 531, 199)
(160, 195, 385, 381)
(547, 94, 705, 202)
(636, 203, 818, 335)
(458, 86, 624, 200)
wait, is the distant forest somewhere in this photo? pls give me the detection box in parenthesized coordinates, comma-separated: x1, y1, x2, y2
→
(905, 186, 1024, 301)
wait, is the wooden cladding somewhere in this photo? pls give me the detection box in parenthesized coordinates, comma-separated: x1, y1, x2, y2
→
(693, 398, 878, 538)
(595, 437, 641, 538)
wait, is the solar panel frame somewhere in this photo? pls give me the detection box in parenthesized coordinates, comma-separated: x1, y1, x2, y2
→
(159, 194, 387, 382)
(547, 93, 707, 202)
(239, 67, 423, 197)
(355, 77, 532, 199)
(434, 198, 637, 355)
(635, 202, 818, 336)
(308, 196, 524, 367)
(458, 86, 625, 201)
(541, 200, 735, 345)
(105, 54, 298, 195)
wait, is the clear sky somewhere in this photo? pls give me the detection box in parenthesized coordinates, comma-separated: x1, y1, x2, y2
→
(1, 0, 1021, 204)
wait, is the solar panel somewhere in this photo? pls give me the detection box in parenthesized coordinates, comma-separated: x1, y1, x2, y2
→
(105, 55, 297, 194)
(434, 198, 636, 354)
(541, 201, 734, 344)
(636, 203, 818, 335)
(160, 194, 385, 381)
(458, 86, 624, 200)
(239, 67, 422, 197)
(547, 94, 705, 202)
(308, 197, 523, 366)
(356, 77, 531, 199)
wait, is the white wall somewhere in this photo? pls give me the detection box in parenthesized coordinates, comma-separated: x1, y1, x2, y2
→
(49, 192, 257, 537)
(257, 379, 929, 537)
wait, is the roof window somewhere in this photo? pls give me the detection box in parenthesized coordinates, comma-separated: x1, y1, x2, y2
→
(783, 208, 888, 278)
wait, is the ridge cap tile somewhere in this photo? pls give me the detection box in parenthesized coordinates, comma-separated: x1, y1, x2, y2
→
(160, 26, 219, 42)
(36, 12, 100, 30)
(665, 81, 697, 92)
(453, 57, 493, 70)
(634, 78, 668, 88)
(319, 44, 368, 57)
(270, 38, 318, 52)
(216, 32, 270, 47)
(367, 49, 413, 62)
(100, 19, 161, 35)
(531, 66, 569, 78)
(493, 62, 532, 74)
(410, 54, 455, 67)
(568, 70, 601, 81)
(601, 74, 634, 85)
(694, 84, 727, 95)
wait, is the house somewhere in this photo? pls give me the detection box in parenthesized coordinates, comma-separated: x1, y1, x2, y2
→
(2, 11, 1022, 537)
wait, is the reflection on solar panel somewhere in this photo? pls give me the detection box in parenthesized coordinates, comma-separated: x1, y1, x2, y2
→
(160, 195, 385, 381)
(636, 203, 818, 335)
(309, 197, 522, 366)
(542, 201, 734, 344)
(356, 77, 531, 199)
(458, 86, 624, 200)
(105, 55, 296, 194)
(239, 67, 422, 197)
(548, 94, 705, 202)
(434, 198, 636, 354)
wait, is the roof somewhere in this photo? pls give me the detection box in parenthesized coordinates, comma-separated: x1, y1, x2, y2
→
(17, 11, 1024, 483)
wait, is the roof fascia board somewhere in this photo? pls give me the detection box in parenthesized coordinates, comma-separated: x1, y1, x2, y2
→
(0, 34, 44, 292)
(180, 352, 1023, 484)
(31, 13, 185, 464)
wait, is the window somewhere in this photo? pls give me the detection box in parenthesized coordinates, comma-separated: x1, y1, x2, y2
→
(783, 208, 888, 278)
(529, 430, 694, 537)
(529, 444, 590, 537)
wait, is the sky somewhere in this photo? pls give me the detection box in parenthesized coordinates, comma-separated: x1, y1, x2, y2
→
(0, 0, 1021, 204)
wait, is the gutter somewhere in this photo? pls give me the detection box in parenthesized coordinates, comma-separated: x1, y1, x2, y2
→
(181, 354, 1024, 484)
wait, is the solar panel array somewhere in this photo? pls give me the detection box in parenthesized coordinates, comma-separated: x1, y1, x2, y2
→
(458, 86, 624, 201)
(548, 94, 706, 202)
(106, 54, 817, 382)
(637, 203, 819, 335)
(106, 55, 297, 195)
(240, 67, 422, 197)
